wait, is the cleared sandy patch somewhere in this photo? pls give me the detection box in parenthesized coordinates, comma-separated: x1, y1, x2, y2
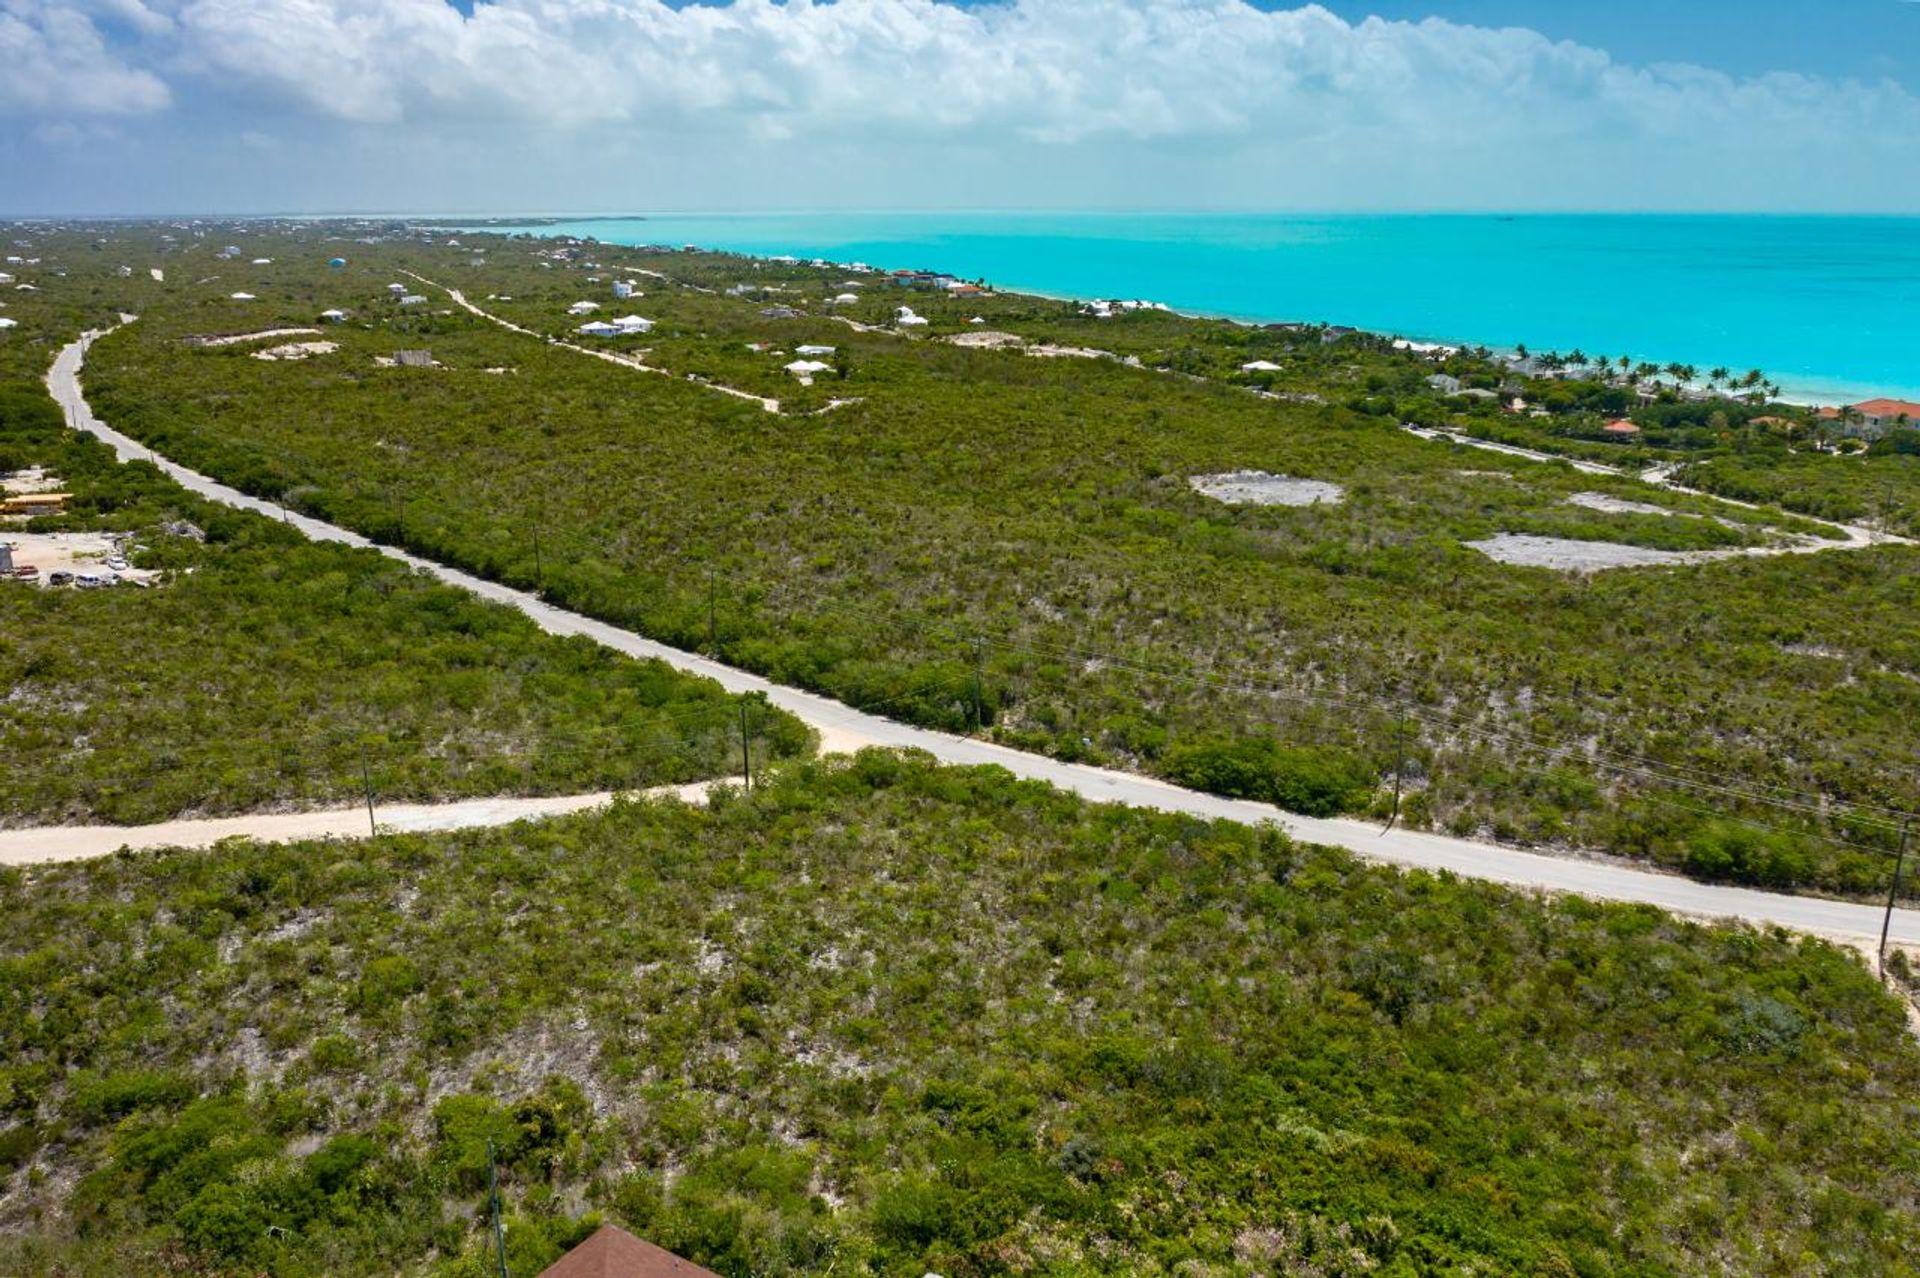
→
(1567, 491, 1695, 518)
(3, 466, 64, 496)
(1028, 343, 1113, 360)
(946, 330, 1027, 349)
(1191, 471, 1345, 507)
(251, 340, 338, 361)
(0, 530, 161, 586)
(1468, 534, 1723, 571)
(187, 328, 321, 348)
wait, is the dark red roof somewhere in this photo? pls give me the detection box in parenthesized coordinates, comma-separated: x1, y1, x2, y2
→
(537, 1225, 721, 1278)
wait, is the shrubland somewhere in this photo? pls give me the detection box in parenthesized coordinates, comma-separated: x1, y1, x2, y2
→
(0, 254, 805, 825)
(11, 222, 1918, 895)
(2, 752, 1917, 1276)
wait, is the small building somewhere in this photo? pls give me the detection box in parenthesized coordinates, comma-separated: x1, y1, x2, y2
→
(567, 301, 600, 315)
(398, 294, 427, 306)
(328, 257, 347, 269)
(0, 272, 14, 284)
(2, 492, 71, 516)
(794, 344, 836, 356)
(1602, 420, 1641, 437)
(0, 318, 18, 331)
(392, 350, 434, 367)
(611, 315, 654, 334)
(387, 282, 407, 295)
(537, 1224, 720, 1278)
(831, 292, 860, 305)
(319, 308, 349, 323)
(613, 280, 634, 299)
(759, 306, 801, 319)
(577, 321, 622, 337)
(229, 292, 256, 301)
(1242, 360, 1285, 373)
(1426, 373, 1463, 394)
(894, 306, 928, 327)
(1851, 398, 1920, 434)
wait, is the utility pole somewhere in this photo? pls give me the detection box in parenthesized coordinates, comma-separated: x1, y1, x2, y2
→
(707, 567, 718, 655)
(971, 638, 986, 733)
(486, 1137, 510, 1278)
(359, 744, 377, 836)
(739, 698, 753, 791)
(1879, 817, 1911, 980)
(1382, 712, 1408, 834)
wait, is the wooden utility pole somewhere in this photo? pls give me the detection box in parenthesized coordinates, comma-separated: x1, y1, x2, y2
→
(1879, 818, 1911, 980)
(359, 744, 377, 836)
(1382, 712, 1408, 834)
(739, 698, 753, 791)
(486, 1137, 510, 1278)
(971, 638, 986, 733)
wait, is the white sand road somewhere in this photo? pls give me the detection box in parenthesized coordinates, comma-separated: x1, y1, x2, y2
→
(32, 323, 1920, 954)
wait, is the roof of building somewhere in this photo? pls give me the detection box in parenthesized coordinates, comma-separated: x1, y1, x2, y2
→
(1854, 398, 1920, 417)
(1602, 420, 1641, 433)
(537, 1225, 721, 1278)
(393, 350, 434, 367)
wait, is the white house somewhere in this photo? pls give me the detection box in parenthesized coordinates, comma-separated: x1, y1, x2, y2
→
(0, 318, 17, 330)
(795, 344, 836, 356)
(0, 273, 14, 284)
(895, 306, 928, 327)
(230, 292, 256, 300)
(387, 282, 406, 295)
(320, 308, 350, 323)
(251, 258, 273, 265)
(398, 294, 427, 306)
(611, 315, 654, 334)
(577, 320, 621, 337)
(1240, 360, 1284, 373)
(567, 301, 600, 315)
(612, 280, 634, 299)
(784, 359, 832, 384)
(832, 292, 860, 305)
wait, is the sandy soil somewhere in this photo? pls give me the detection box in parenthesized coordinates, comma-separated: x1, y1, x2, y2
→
(945, 330, 1027, 349)
(251, 340, 338, 361)
(1567, 491, 1696, 518)
(188, 327, 321, 348)
(1190, 471, 1345, 507)
(2, 466, 64, 496)
(0, 530, 160, 585)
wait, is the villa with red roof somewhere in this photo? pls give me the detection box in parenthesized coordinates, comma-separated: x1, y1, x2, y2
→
(537, 1225, 720, 1278)
(1850, 398, 1920, 434)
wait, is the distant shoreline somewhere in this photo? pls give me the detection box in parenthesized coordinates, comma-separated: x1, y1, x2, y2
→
(460, 217, 1908, 409)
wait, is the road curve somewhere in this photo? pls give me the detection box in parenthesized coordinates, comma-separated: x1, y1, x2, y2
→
(43, 326, 1920, 949)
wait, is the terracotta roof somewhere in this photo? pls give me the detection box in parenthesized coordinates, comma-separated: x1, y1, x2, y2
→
(1602, 420, 1640, 433)
(537, 1225, 721, 1278)
(1854, 398, 1920, 417)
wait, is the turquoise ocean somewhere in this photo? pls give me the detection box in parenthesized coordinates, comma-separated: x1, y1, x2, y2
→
(491, 213, 1920, 403)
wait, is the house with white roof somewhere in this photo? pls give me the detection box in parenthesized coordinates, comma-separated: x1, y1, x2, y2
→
(611, 315, 654, 334)
(784, 359, 832, 385)
(1240, 360, 1284, 373)
(895, 306, 928, 327)
(0, 318, 18, 330)
(795, 344, 836, 356)
(230, 292, 256, 300)
(320, 308, 350, 323)
(567, 301, 600, 315)
(577, 320, 621, 337)
(398, 294, 427, 306)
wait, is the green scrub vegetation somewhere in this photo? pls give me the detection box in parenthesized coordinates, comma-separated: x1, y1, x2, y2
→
(0, 300, 804, 826)
(1, 754, 1916, 1276)
(14, 223, 1920, 896)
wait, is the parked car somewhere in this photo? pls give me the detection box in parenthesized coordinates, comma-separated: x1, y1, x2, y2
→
(105, 556, 129, 571)
(74, 572, 104, 588)
(9, 564, 39, 581)
(48, 571, 72, 586)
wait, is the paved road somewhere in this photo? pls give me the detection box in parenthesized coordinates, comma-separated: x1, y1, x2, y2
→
(42, 327, 1920, 949)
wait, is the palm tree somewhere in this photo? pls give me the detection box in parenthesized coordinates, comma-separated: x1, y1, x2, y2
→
(1742, 368, 1764, 389)
(1710, 366, 1731, 388)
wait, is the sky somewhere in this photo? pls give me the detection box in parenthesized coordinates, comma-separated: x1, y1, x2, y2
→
(3, 0, 1918, 216)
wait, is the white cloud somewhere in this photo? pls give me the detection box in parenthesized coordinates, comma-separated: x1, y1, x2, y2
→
(0, 0, 170, 115)
(4, 0, 1918, 210)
